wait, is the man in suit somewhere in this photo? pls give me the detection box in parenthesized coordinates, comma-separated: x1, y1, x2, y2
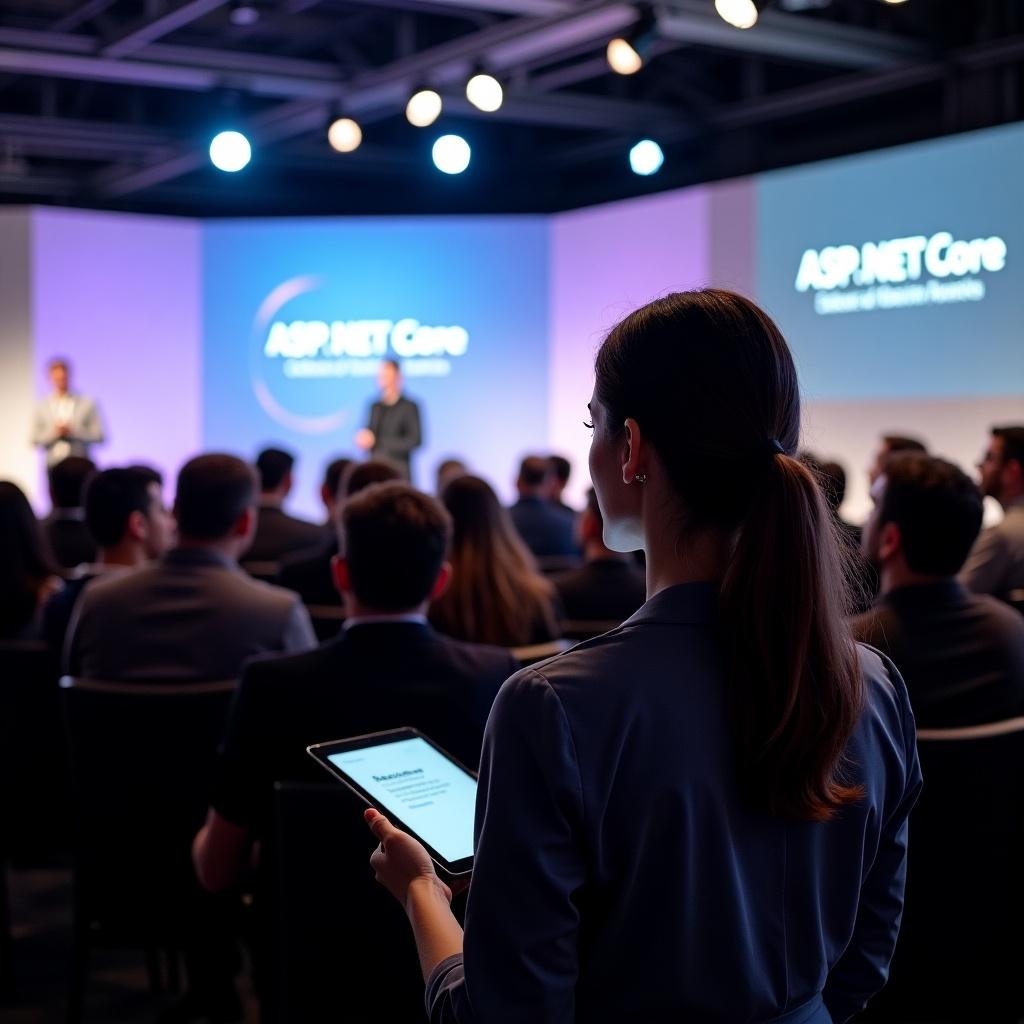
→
(244, 447, 323, 564)
(961, 424, 1024, 602)
(509, 455, 578, 561)
(852, 452, 1024, 728)
(65, 453, 316, 681)
(546, 454, 578, 518)
(31, 356, 105, 467)
(355, 358, 422, 479)
(42, 455, 98, 570)
(193, 481, 518, 892)
(552, 488, 647, 624)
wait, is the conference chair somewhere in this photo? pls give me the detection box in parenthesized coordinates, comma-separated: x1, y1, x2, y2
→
(509, 638, 573, 665)
(267, 782, 427, 1024)
(561, 619, 622, 641)
(59, 677, 236, 1024)
(877, 717, 1024, 1022)
(305, 603, 345, 642)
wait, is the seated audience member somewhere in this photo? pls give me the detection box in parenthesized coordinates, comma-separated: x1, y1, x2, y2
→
(192, 481, 517, 892)
(867, 433, 927, 486)
(436, 458, 468, 495)
(278, 459, 401, 606)
(0, 481, 62, 640)
(43, 455, 97, 569)
(853, 452, 1024, 727)
(314, 455, 353, 542)
(546, 454, 577, 517)
(508, 455, 577, 559)
(430, 475, 562, 647)
(551, 488, 646, 623)
(66, 454, 316, 681)
(961, 424, 1024, 601)
(245, 447, 323, 563)
(43, 466, 175, 658)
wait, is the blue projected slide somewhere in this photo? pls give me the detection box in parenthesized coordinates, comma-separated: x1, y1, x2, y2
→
(756, 122, 1024, 400)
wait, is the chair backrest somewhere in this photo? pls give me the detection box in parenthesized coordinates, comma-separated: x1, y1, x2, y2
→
(509, 638, 573, 665)
(305, 603, 345, 642)
(266, 782, 426, 1024)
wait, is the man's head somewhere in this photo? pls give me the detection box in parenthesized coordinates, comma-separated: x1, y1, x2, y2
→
(546, 455, 571, 503)
(343, 459, 403, 499)
(378, 358, 402, 395)
(174, 454, 258, 556)
(862, 452, 983, 589)
(321, 456, 354, 518)
(978, 425, 1024, 507)
(85, 467, 175, 563)
(868, 434, 927, 485)
(48, 456, 96, 510)
(333, 482, 451, 614)
(517, 455, 550, 498)
(436, 459, 468, 495)
(256, 447, 295, 499)
(48, 357, 70, 395)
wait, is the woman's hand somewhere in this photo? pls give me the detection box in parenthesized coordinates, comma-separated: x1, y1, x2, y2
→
(365, 808, 452, 911)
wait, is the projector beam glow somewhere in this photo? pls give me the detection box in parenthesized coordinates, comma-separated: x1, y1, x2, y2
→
(432, 134, 471, 175)
(209, 130, 252, 172)
(629, 139, 664, 176)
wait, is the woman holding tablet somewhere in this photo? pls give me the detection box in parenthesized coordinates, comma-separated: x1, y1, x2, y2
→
(365, 290, 922, 1024)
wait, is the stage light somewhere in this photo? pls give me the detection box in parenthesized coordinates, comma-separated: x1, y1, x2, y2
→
(466, 72, 503, 113)
(327, 116, 362, 153)
(606, 37, 643, 75)
(229, 0, 260, 26)
(629, 139, 664, 176)
(406, 88, 442, 128)
(715, 0, 760, 29)
(881, 0, 909, 4)
(209, 130, 251, 172)
(432, 134, 471, 175)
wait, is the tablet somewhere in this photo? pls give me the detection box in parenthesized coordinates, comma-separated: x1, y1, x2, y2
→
(307, 728, 477, 877)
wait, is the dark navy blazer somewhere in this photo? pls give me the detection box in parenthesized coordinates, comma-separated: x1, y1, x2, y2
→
(426, 582, 921, 1024)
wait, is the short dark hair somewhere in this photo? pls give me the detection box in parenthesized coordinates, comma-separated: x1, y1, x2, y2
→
(175, 454, 257, 541)
(324, 457, 354, 499)
(341, 483, 451, 611)
(47, 356, 70, 373)
(382, 358, 401, 374)
(883, 435, 927, 455)
(84, 468, 157, 547)
(879, 453, 983, 576)
(127, 463, 163, 487)
(343, 459, 402, 498)
(48, 456, 96, 508)
(549, 455, 571, 486)
(256, 448, 294, 492)
(518, 455, 549, 488)
(993, 425, 1024, 473)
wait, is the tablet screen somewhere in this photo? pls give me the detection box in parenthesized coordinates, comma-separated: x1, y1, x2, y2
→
(326, 735, 477, 864)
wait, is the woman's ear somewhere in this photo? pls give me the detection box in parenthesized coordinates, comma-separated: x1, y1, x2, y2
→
(622, 417, 645, 485)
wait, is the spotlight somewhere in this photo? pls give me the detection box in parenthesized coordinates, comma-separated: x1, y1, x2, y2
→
(607, 7, 657, 75)
(327, 116, 362, 153)
(715, 0, 760, 28)
(209, 130, 251, 172)
(880, 0, 909, 4)
(406, 88, 442, 128)
(229, 0, 260, 26)
(466, 72, 503, 113)
(629, 139, 664, 176)
(432, 134, 471, 175)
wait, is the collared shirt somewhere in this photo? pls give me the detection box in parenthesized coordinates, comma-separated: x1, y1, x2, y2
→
(343, 613, 428, 630)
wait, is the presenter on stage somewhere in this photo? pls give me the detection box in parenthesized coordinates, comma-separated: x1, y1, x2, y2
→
(355, 358, 422, 480)
(31, 357, 105, 467)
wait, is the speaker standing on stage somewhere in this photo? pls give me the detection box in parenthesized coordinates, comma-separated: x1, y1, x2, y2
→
(31, 356, 105, 467)
(356, 358, 422, 479)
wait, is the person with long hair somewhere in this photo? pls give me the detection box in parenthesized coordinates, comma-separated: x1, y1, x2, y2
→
(429, 474, 561, 647)
(363, 291, 922, 1023)
(0, 481, 62, 639)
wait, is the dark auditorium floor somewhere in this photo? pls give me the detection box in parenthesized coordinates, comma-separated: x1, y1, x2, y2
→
(4, 868, 258, 1023)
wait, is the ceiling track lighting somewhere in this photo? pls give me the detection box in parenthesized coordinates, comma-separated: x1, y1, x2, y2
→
(406, 86, 443, 128)
(326, 109, 363, 153)
(606, 5, 658, 75)
(714, 0, 763, 30)
(228, 0, 260, 27)
(466, 69, 504, 113)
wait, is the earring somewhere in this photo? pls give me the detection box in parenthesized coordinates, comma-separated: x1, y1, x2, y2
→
(635, 473, 647, 485)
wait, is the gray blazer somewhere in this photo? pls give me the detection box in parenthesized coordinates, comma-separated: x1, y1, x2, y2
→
(31, 393, 105, 466)
(960, 498, 1024, 600)
(65, 547, 317, 681)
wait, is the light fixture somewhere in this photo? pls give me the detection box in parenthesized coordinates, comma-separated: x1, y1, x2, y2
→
(715, 0, 760, 29)
(327, 115, 363, 153)
(406, 88, 443, 128)
(629, 139, 664, 176)
(229, 0, 260, 26)
(607, 7, 657, 75)
(466, 71, 503, 113)
(432, 134, 471, 175)
(209, 130, 251, 172)
(880, 0, 909, 4)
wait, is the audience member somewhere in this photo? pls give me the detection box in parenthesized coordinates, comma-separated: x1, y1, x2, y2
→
(960, 424, 1024, 601)
(546, 454, 576, 517)
(316, 455, 353, 539)
(430, 474, 562, 647)
(365, 290, 920, 1024)
(436, 458, 468, 495)
(277, 459, 401, 607)
(193, 482, 517, 893)
(508, 454, 577, 559)
(245, 447, 323, 563)
(43, 455, 97, 569)
(66, 454, 315, 680)
(42, 466, 174, 658)
(853, 452, 1024, 727)
(551, 488, 646, 623)
(867, 433, 927, 486)
(0, 481, 62, 640)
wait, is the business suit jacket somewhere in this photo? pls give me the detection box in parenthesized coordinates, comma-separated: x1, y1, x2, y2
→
(277, 537, 341, 607)
(43, 511, 97, 570)
(65, 547, 316, 681)
(367, 395, 422, 477)
(960, 497, 1024, 600)
(246, 503, 325, 564)
(31, 393, 104, 466)
(508, 497, 577, 559)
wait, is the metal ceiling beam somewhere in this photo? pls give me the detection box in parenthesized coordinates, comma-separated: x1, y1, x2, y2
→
(51, 0, 120, 33)
(103, 0, 233, 59)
